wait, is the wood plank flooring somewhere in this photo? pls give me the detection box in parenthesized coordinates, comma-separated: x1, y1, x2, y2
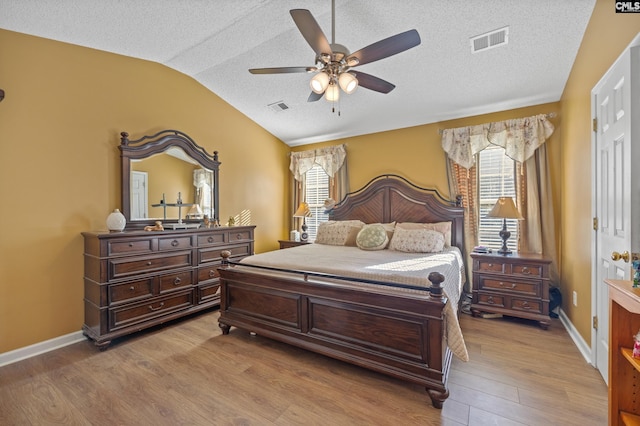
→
(0, 311, 607, 425)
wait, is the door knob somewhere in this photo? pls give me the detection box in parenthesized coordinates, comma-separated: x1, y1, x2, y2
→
(611, 251, 630, 262)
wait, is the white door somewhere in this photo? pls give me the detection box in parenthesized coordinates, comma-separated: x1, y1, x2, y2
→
(592, 36, 640, 384)
(131, 171, 148, 219)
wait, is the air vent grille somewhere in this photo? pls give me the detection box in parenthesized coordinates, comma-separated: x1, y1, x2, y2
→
(268, 101, 289, 112)
(471, 26, 509, 53)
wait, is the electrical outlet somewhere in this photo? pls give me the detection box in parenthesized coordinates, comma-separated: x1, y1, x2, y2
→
(573, 291, 578, 307)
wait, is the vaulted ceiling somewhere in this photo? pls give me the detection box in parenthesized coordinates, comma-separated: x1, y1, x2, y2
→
(1, 0, 596, 146)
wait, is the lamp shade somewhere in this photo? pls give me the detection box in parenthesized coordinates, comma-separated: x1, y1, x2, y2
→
(486, 197, 523, 220)
(338, 72, 358, 94)
(293, 202, 312, 218)
(325, 82, 340, 102)
(310, 72, 330, 94)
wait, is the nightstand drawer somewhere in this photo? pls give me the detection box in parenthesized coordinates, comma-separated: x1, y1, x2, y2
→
(477, 260, 505, 273)
(479, 278, 540, 296)
(511, 298, 542, 314)
(477, 293, 505, 308)
(512, 263, 543, 278)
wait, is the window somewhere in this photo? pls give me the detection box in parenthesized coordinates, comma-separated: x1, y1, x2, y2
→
(477, 146, 518, 251)
(304, 165, 330, 241)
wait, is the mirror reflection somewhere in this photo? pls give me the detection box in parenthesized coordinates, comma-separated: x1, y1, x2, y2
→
(130, 148, 214, 221)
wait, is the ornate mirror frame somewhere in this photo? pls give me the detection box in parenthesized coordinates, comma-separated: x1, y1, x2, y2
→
(119, 129, 220, 229)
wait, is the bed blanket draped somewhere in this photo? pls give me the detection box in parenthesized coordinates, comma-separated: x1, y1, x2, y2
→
(238, 244, 469, 361)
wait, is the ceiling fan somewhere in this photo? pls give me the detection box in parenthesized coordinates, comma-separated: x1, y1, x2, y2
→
(249, 1, 421, 105)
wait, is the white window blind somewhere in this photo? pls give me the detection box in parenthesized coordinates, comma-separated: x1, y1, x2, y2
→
(304, 165, 330, 241)
(477, 146, 518, 251)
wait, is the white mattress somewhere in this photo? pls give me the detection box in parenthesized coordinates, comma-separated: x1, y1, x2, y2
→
(238, 244, 469, 361)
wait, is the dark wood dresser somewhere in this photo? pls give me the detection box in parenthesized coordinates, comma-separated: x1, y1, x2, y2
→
(470, 252, 551, 329)
(82, 225, 254, 349)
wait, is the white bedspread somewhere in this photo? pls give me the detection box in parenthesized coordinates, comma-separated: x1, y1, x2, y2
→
(239, 244, 469, 361)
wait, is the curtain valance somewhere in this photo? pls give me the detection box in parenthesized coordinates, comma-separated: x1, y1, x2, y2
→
(289, 144, 347, 181)
(441, 114, 555, 169)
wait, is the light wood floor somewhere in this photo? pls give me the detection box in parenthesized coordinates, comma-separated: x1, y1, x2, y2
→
(0, 311, 607, 425)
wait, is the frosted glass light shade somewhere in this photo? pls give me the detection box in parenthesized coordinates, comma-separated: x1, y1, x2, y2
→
(106, 208, 126, 231)
(325, 83, 340, 102)
(310, 72, 330, 94)
(338, 72, 358, 94)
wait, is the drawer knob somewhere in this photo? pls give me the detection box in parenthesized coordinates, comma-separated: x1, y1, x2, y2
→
(147, 261, 152, 266)
(522, 301, 531, 310)
(488, 263, 493, 267)
(174, 277, 182, 286)
(487, 296, 495, 304)
(128, 243, 133, 247)
(129, 286, 135, 291)
(148, 302, 165, 311)
(209, 270, 216, 278)
(499, 282, 517, 289)
(236, 233, 242, 239)
(522, 267, 530, 274)
(208, 236, 214, 243)
(171, 239, 179, 247)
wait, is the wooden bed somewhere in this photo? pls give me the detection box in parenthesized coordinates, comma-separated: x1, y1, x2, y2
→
(217, 175, 466, 408)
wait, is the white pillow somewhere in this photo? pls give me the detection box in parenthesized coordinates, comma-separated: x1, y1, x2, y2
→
(315, 220, 364, 245)
(389, 228, 445, 253)
(395, 222, 452, 247)
(356, 224, 389, 251)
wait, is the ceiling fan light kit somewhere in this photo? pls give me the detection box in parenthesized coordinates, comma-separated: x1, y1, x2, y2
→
(249, 0, 421, 112)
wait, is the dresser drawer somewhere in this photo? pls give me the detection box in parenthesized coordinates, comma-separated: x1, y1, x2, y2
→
(109, 251, 192, 280)
(198, 244, 251, 264)
(479, 277, 540, 297)
(198, 283, 220, 304)
(159, 269, 193, 293)
(228, 229, 253, 243)
(510, 298, 542, 314)
(198, 264, 220, 283)
(511, 263, 544, 278)
(197, 232, 228, 247)
(109, 278, 154, 305)
(107, 238, 154, 256)
(109, 291, 194, 331)
(158, 236, 193, 251)
(477, 293, 505, 308)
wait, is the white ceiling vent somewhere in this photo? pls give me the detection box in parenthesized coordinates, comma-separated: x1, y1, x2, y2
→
(268, 101, 289, 112)
(470, 26, 509, 53)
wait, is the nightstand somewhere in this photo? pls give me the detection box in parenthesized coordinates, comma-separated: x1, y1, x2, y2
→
(470, 252, 551, 329)
(278, 240, 311, 249)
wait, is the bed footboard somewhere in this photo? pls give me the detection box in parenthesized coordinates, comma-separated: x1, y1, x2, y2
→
(217, 261, 451, 408)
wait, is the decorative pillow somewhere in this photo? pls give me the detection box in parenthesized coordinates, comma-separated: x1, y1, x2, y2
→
(396, 221, 452, 247)
(356, 224, 389, 251)
(369, 221, 396, 241)
(315, 220, 365, 245)
(389, 228, 445, 253)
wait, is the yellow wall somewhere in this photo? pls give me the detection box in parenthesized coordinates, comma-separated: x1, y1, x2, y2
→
(559, 1, 640, 343)
(0, 29, 289, 353)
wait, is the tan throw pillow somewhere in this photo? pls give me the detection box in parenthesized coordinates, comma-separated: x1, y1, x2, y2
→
(315, 220, 365, 245)
(389, 228, 445, 253)
(396, 222, 452, 247)
(356, 224, 389, 251)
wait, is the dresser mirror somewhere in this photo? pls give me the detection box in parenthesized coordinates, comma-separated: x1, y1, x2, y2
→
(120, 130, 220, 229)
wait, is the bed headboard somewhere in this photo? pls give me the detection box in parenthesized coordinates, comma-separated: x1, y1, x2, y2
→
(329, 174, 465, 255)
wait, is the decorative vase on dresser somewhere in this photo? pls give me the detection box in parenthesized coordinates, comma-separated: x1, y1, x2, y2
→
(106, 208, 126, 231)
(82, 225, 255, 349)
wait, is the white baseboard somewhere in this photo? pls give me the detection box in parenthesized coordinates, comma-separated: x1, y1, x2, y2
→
(0, 330, 86, 367)
(559, 308, 594, 366)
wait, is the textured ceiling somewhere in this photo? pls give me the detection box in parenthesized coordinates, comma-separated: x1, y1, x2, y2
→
(0, 0, 596, 146)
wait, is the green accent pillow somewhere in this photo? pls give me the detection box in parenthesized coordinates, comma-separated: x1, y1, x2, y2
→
(356, 224, 389, 251)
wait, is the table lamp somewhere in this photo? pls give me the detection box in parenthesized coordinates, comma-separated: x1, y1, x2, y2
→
(293, 202, 312, 241)
(486, 197, 523, 255)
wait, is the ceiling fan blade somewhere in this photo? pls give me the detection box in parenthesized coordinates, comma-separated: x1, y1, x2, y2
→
(347, 29, 421, 67)
(249, 66, 316, 74)
(307, 91, 323, 102)
(290, 9, 332, 57)
(352, 71, 396, 94)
